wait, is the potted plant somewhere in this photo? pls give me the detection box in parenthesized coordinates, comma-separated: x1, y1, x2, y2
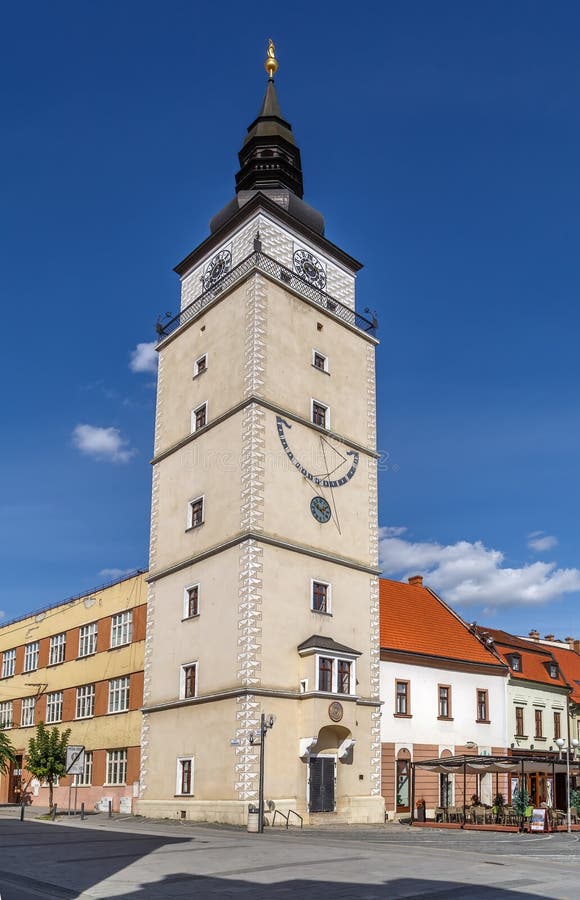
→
(416, 798, 426, 822)
(492, 792, 505, 823)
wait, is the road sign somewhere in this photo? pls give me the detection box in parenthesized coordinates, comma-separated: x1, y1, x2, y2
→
(66, 745, 85, 775)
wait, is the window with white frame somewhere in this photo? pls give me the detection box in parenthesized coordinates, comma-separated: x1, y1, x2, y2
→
(311, 399, 329, 429)
(106, 749, 127, 785)
(187, 496, 205, 530)
(108, 676, 130, 713)
(311, 580, 331, 614)
(316, 655, 355, 695)
(2, 648, 16, 678)
(23, 641, 39, 673)
(183, 584, 200, 619)
(312, 350, 328, 373)
(176, 757, 194, 795)
(74, 751, 93, 787)
(46, 691, 63, 724)
(0, 700, 13, 729)
(110, 611, 133, 648)
(180, 662, 198, 699)
(79, 622, 98, 657)
(49, 633, 66, 666)
(21, 696, 35, 727)
(76, 684, 95, 719)
(191, 402, 208, 433)
(193, 354, 207, 377)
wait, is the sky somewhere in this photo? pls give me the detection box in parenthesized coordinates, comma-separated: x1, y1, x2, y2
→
(1, 1, 579, 637)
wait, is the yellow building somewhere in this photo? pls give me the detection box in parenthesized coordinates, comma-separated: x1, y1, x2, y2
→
(0, 571, 147, 812)
(137, 45, 384, 825)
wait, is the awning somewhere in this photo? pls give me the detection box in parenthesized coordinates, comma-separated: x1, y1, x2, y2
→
(414, 754, 579, 776)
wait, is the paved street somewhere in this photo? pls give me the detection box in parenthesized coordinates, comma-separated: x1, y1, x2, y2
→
(0, 813, 578, 899)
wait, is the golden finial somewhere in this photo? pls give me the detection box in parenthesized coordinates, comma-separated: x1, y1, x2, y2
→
(264, 38, 278, 80)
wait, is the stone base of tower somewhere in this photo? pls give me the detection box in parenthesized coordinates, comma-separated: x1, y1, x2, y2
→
(134, 795, 384, 827)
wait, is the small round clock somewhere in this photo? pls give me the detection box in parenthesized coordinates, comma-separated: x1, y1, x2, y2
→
(310, 496, 331, 523)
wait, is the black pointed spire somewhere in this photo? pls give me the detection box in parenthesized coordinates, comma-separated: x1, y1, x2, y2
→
(235, 41, 304, 198)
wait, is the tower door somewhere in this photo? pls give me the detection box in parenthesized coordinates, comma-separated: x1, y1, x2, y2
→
(309, 756, 335, 812)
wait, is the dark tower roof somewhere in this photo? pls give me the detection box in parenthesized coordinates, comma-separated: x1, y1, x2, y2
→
(210, 41, 325, 236)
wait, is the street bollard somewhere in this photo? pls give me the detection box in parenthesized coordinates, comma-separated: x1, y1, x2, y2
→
(20, 802, 25, 822)
(51, 804, 57, 821)
(80, 802, 85, 821)
(108, 800, 112, 818)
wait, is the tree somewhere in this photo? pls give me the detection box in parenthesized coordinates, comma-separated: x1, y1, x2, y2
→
(0, 728, 16, 775)
(26, 722, 71, 812)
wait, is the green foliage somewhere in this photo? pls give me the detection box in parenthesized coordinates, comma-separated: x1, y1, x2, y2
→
(493, 793, 505, 808)
(512, 785, 531, 816)
(26, 722, 71, 809)
(570, 788, 580, 809)
(0, 728, 17, 775)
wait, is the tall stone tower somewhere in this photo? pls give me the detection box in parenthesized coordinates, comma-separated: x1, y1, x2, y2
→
(138, 42, 383, 824)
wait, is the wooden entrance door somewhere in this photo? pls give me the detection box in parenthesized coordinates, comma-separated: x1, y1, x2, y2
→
(8, 755, 23, 804)
(309, 757, 335, 812)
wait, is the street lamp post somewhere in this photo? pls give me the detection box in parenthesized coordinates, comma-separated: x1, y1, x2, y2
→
(555, 736, 579, 833)
(249, 713, 275, 834)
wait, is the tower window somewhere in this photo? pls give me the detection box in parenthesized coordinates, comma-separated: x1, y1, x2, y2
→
(176, 757, 194, 795)
(194, 354, 207, 377)
(311, 580, 331, 614)
(183, 584, 200, 619)
(181, 662, 198, 699)
(312, 350, 328, 373)
(191, 402, 208, 433)
(311, 400, 329, 429)
(187, 497, 205, 530)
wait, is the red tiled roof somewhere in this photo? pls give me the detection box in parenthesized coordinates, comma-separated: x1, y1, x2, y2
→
(379, 578, 504, 667)
(482, 628, 568, 688)
(548, 645, 580, 702)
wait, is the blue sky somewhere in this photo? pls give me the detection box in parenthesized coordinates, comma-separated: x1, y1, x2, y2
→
(1, 1, 579, 637)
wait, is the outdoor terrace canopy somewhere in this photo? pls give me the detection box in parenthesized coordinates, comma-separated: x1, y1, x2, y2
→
(414, 754, 577, 775)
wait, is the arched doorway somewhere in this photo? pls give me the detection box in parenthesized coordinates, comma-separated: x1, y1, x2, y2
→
(396, 748, 412, 814)
(307, 725, 351, 813)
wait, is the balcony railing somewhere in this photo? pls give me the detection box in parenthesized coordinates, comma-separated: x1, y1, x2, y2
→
(156, 250, 377, 340)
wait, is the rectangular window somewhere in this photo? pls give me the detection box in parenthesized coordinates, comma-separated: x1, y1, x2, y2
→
(106, 749, 127, 785)
(396, 680, 409, 715)
(21, 697, 35, 727)
(0, 701, 13, 729)
(187, 497, 204, 529)
(476, 689, 489, 722)
(23, 641, 39, 673)
(554, 711, 561, 740)
(194, 354, 207, 377)
(176, 757, 194, 795)
(183, 584, 200, 619)
(181, 663, 197, 699)
(318, 657, 333, 692)
(108, 676, 130, 713)
(515, 706, 525, 736)
(49, 633, 66, 666)
(46, 691, 63, 724)
(535, 708, 544, 738)
(311, 400, 329, 429)
(2, 648, 16, 678)
(74, 751, 93, 787)
(438, 685, 451, 718)
(337, 660, 351, 694)
(191, 402, 207, 432)
(76, 684, 95, 719)
(79, 622, 98, 657)
(312, 350, 328, 372)
(110, 611, 133, 648)
(311, 580, 330, 613)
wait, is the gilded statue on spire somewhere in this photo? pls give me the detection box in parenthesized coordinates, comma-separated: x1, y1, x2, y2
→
(264, 38, 278, 80)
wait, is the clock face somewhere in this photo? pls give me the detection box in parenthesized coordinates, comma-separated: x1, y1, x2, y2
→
(276, 416, 359, 488)
(293, 249, 326, 290)
(203, 249, 232, 290)
(310, 496, 331, 523)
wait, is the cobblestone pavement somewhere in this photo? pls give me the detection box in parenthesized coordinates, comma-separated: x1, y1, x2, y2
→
(0, 812, 578, 898)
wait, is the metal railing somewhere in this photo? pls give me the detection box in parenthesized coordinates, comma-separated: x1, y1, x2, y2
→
(271, 809, 304, 828)
(156, 250, 377, 340)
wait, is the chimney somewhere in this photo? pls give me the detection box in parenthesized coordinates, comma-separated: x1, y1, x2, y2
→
(408, 575, 423, 587)
(565, 637, 575, 650)
(529, 630, 540, 640)
(544, 634, 555, 642)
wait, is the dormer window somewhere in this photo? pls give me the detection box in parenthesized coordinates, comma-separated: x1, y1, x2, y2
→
(509, 654, 522, 672)
(549, 662, 559, 679)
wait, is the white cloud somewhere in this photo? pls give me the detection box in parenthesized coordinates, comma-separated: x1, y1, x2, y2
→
(129, 342, 158, 374)
(99, 567, 136, 580)
(379, 527, 580, 608)
(72, 425, 137, 464)
(527, 531, 558, 553)
(380, 526, 408, 538)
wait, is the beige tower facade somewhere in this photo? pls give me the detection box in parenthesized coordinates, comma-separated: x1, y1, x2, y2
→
(137, 50, 383, 825)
